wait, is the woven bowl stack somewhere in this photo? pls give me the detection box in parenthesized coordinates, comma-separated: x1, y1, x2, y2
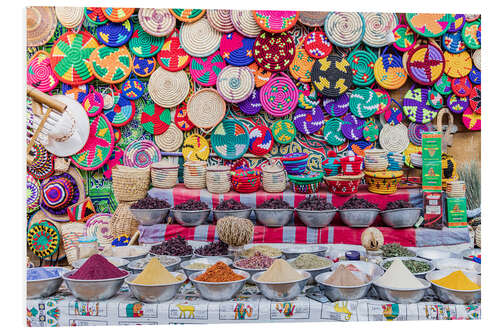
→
(288, 171, 324, 194)
(261, 159, 287, 193)
(364, 149, 388, 171)
(322, 157, 341, 176)
(281, 152, 308, 175)
(446, 180, 466, 198)
(206, 165, 232, 194)
(231, 168, 261, 193)
(183, 160, 207, 189)
(150, 159, 179, 189)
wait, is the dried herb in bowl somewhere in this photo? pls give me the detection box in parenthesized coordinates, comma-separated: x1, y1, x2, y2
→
(385, 200, 414, 210)
(297, 196, 336, 210)
(340, 196, 379, 210)
(381, 243, 416, 258)
(216, 199, 250, 210)
(150, 236, 193, 256)
(194, 241, 229, 256)
(257, 198, 291, 209)
(174, 199, 209, 211)
(131, 195, 170, 209)
(383, 259, 431, 274)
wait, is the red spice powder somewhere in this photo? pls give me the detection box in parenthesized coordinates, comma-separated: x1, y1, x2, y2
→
(70, 254, 127, 280)
(195, 262, 245, 282)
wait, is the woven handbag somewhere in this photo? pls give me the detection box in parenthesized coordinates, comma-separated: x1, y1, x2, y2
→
(111, 165, 150, 202)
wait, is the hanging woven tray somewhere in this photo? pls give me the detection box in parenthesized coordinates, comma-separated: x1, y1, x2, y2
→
(402, 87, 438, 124)
(187, 88, 226, 129)
(444, 51, 472, 78)
(362, 13, 398, 48)
(27, 50, 59, 93)
(154, 122, 183, 152)
(96, 19, 134, 47)
(169, 9, 206, 23)
(253, 10, 298, 33)
(253, 31, 295, 72)
(190, 51, 226, 86)
(219, 31, 255, 67)
(260, 74, 298, 116)
(216, 65, 254, 103)
(179, 18, 222, 58)
(231, 10, 262, 38)
(311, 54, 353, 97)
(129, 20, 165, 58)
(405, 13, 453, 37)
(182, 134, 210, 161)
(324, 93, 349, 117)
(324, 12, 365, 48)
(138, 8, 176, 37)
(211, 118, 250, 160)
(206, 9, 235, 33)
(156, 33, 191, 72)
(123, 139, 162, 168)
(90, 45, 132, 84)
(148, 67, 190, 108)
(271, 119, 296, 144)
(140, 103, 171, 135)
(379, 123, 409, 153)
(102, 8, 135, 23)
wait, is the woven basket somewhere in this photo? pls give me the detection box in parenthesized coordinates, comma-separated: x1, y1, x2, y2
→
(364, 170, 404, 194)
(112, 165, 151, 202)
(110, 202, 140, 239)
(261, 159, 287, 193)
(183, 160, 207, 189)
(154, 122, 184, 152)
(60, 222, 85, 265)
(325, 173, 364, 196)
(364, 149, 388, 171)
(474, 225, 481, 248)
(151, 160, 179, 189)
(340, 155, 364, 175)
(206, 165, 232, 194)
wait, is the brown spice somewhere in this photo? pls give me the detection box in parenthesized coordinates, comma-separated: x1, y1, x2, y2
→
(194, 262, 246, 282)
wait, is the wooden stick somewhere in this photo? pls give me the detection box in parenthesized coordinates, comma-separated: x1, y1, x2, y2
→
(27, 86, 67, 113)
(26, 107, 52, 156)
(128, 230, 140, 246)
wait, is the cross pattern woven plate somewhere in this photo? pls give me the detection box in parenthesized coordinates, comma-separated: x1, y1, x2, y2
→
(190, 52, 226, 86)
(406, 13, 453, 37)
(219, 31, 255, 66)
(311, 54, 353, 97)
(27, 51, 59, 92)
(253, 10, 298, 33)
(124, 139, 162, 168)
(293, 105, 325, 135)
(324, 117, 346, 146)
(211, 119, 250, 160)
(182, 134, 210, 161)
(253, 31, 295, 72)
(103, 92, 136, 127)
(324, 94, 349, 117)
(271, 119, 296, 144)
(96, 19, 134, 47)
(90, 45, 132, 84)
(140, 103, 171, 134)
(403, 88, 438, 124)
(406, 43, 445, 86)
(349, 88, 379, 118)
(304, 30, 332, 59)
(156, 35, 191, 71)
(260, 74, 298, 116)
(129, 21, 165, 58)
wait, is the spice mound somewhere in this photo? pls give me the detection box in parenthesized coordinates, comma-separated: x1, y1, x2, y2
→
(375, 258, 423, 289)
(27, 268, 64, 281)
(69, 254, 128, 280)
(257, 198, 291, 209)
(385, 200, 414, 210)
(194, 241, 229, 256)
(194, 262, 246, 282)
(241, 245, 282, 258)
(257, 259, 304, 283)
(150, 235, 193, 256)
(297, 196, 336, 210)
(130, 195, 170, 209)
(132, 257, 183, 285)
(340, 196, 379, 210)
(290, 254, 331, 269)
(216, 199, 250, 210)
(130, 255, 179, 270)
(383, 259, 431, 274)
(234, 252, 276, 269)
(186, 262, 211, 270)
(381, 243, 416, 258)
(432, 270, 480, 291)
(174, 199, 209, 211)
(325, 264, 368, 286)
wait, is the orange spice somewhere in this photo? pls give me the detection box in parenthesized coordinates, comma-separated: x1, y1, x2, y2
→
(194, 262, 245, 282)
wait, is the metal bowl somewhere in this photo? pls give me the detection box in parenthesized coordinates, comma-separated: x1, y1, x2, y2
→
(171, 209, 210, 226)
(193, 253, 232, 260)
(373, 278, 430, 304)
(379, 257, 435, 278)
(417, 248, 458, 261)
(127, 255, 181, 274)
(315, 261, 384, 301)
(254, 208, 294, 227)
(72, 257, 130, 270)
(425, 269, 481, 304)
(181, 257, 233, 278)
(432, 258, 481, 274)
(461, 248, 481, 262)
(380, 208, 422, 228)
(125, 272, 187, 303)
(27, 267, 69, 299)
(189, 269, 250, 301)
(213, 209, 252, 221)
(252, 270, 310, 301)
(295, 209, 337, 228)
(232, 260, 274, 283)
(282, 245, 328, 259)
(339, 209, 379, 228)
(62, 269, 129, 301)
(129, 208, 170, 226)
(287, 258, 333, 284)
(107, 245, 150, 262)
(149, 252, 193, 263)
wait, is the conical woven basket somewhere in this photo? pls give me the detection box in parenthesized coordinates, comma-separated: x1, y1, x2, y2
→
(110, 202, 140, 238)
(112, 165, 151, 202)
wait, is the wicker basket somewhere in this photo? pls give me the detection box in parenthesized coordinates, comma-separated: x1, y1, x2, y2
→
(112, 165, 151, 202)
(110, 202, 140, 239)
(364, 170, 404, 194)
(364, 149, 388, 172)
(474, 225, 481, 248)
(324, 173, 364, 196)
(261, 159, 287, 193)
(151, 160, 179, 189)
(60, 222, 85, 265)
(183, 160, 207, 189)
(206, 164, 231, 193)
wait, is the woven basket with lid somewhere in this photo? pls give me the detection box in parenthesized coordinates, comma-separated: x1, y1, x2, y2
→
(206, 165, 232, 194)
(151, 159, 179, 189)
(261, 159, 287, 193)
(183, 160, 207, 189)
(111, 165, 150, 202)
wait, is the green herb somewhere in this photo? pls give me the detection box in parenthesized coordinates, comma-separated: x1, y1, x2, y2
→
(381, 243, 416, 258)
(383, 259, 431, 274)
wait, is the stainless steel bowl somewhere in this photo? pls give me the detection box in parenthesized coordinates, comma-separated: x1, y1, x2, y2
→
(72, 257, 130, 269)
(27, 267, 69, 299)
(254, 208, 294, 227)
(373, 278, 430, 304)
(417, 248, 458, 261)
(282, 245, 328, 259)
(129, 208, 170, 226)
(432, 258, 481, 274)
(213, 209, 252, 221)
(181, 257, 233, 278)
(339, 209, 379, 228)
(148, 252, 193, 263)
(126, 272, 187, 303)
(108, 245, 150, 262)
(379, 257, 435, 279)
(171, 209, 210, 226)
(127, 255, 181, 274)
(287, 258, 333, 284)
(461, 248, 481, 261)
(62, 269, 129, 301)
(295, 209, 337, 228)
(380, 208, 422, 228)
(252, 270, 310, 301)
(189, 269, 250, 301)
(315, 261, 384, 301)
(425, 269, 481, 304)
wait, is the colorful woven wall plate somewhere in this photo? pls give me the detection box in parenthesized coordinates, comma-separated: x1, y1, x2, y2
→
(103, 92, 136, 127)
(297, 83, 320, 109)
(451, 77, 472, 97)
(179, 18, 222, 58)
(462, 107, 481, 130)
(182, 134, 210, 161)
(82, 87, 104, 117)
(373, 52, 407, 90)
(444, 51, 472, 78)
(442, 31, 466, 54)
(85, 7, 108, 25)
(324, 12, 365, 48)
(122, 75, 145, 100)
(238, 89, 262, 115)
(248, 62, 273, 87)
(428, 90, 444, 109)
(408, 122, 433, 146)
(311, 55, 353, 98)
(392, 24, 416, 52)
(384, 101, 405, 125)
(374, 88, 391, 115)
(324, 117, 346, 146)
(403, 88, 438, 124)
(253, 10, 298, 33)
(85, 213, 114, 247)
(216, 66, 254, 103)
(447, 94, 469, 114)
(324, 94, 349, 117)
(157, 35, 191, 71)
(61, 83, 89, 103)
(102, 8, 135, 23)
(362, 13, 398, 48)
(349, 88, 379, 118)
(271, 119, 296, 144)
(349, 140, 375, 157)
(304, 30, 332, 59)
(132, 56, 156, 77)
(50, 31, 99, 85)
(124, 139, 162, 168)
(406, 13, 453, 37)
(406, 43, 445, 86)
(149, 67, 190, 108)
(347, 49, 377, 87)
(469, 85, 481, 114)
(190, 52, 226, 86)
(27, 51, 59, 92)
(212, 119, 250, 160)
(219, 32, 255, 66)
(27, 221, 60, 259)
(138, 8, 176, 37)
(27, 144, 55, 180)
(141, 103, 171, 135)
(448, 14, 466, 32)
(434, 73, 453, 95)
(341, 113, 364, 141)
(462, 21, 481, 49)
(469, 65, 481, 85)
(253, 31, 295, 72)
(70, 114, 114, 170)
(298, 11, 328, 27)
(129, 22, 165, 58)
(260, 74, 298, 116)
(27, 174, 41, 213)
(290, 45, 315, 83)
(187, 88, 226, 129)
(363, 120, 379, 142)
(96, 19, 133, 47)
(293, 105, 324, 135)
(248, 125, 273, 155)
(169, 9, 206, 23)
(174, 102, 194, 131)
(90, 45, 132, 84)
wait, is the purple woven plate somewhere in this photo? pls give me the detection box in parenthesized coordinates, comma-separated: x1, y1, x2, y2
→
(293, 105, 325, 135)
(448, 14, 466, 32)
(341, 113, 364, 141)
(408, 122, 434, 146)
(323, 93, 349, 117)
(402, 87, 438, 124)
(237, 88, 261, 115)
(447, 94, 469, 114)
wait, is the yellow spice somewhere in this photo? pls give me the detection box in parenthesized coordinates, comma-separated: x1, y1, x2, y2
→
(432, 270, 480, 291)
(132, 257, 182, 285)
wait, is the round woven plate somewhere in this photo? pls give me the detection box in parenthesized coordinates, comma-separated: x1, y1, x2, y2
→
(129, 21, 165, 57)
(363, 119, 379, 142)
(96, 19, 133, 47)
(231, 10, 262, 38)
(187, 88, 226, 129)
(141, 103, 171, 134)
(428, 90, 444, 109)
(304, 30, 332, 59)
(190, 52, 226, 86)
(462, 20, 481, 50)
(27, 6, 57, 48)
(349, 140, 375, 157)
(27, 174, 41, 213)
(434, 73, 453, 96)
(85, 7, 108, 25)
(392, 24, 416, 52)
(116, 109, 144, 149)
(138, 8, 175, 37)
(451, 77, 472, 97)
(216, 65, 254, 103)
(298, 11, 328, 27)
(271, 119, 296, 144)
(403, 88, 438, 124)
(27, 51, 59, 92)
(82, 87, 103, 117)
(447, 94, 469, 114)
(448, 14, 466, 32)
(341, 113, 364, 141)
(293, 105, 324, 135)
(90, 45, 132, 84)
(206, 9, 235, 33)
(406, 13, 453, 37)
(349, 88, 379, 118)
(156, 34, 191, 72)
(324, 12, 365, 48)
(311, 54, 353, 97)
(324, 93, 349, 117)
(103, 91, 136, 127)
(384, 100, 405, 125)
(102, 8, 135, 23)
(27, 221, 60, 259)
(179, 18, 222, 58)
(260, 74, 298, 116)
(462, 107, 481, 130)
(408, 122, 433, 146)
(61, 83, 89, 103)
(50, 31, 99, 85)
(212, 119, 250, 160)
(219, 32, 255, 66)
(149, 67, 190, 108)
(154, 123, 183, 152)
(169, 9, 206, 23)
(469, 85, 481, 114)
(27, 143, 55, 180)
(122, 75, 145, 100)
(85, 213, 114, 247)
(290, 44, 315, 83)
(253, 10, 298, 33)
(379, 123, 409, 153)
(374, 88, 391, 115)
(444, 51, 472, 78)
(182, 134, 210, 161)
(248, 125, 273, 155)
(124, 139, 161, 168)
(324, 117, 346, 146)
(55, 7, 84, 29)
(362, 13, 398, 48)
(296, 83, 320, 109)
(473, 49, 481, 70)
(174, 102, 194, 131)
(238, 88, 261, 115)
(469, 65, 481, 85)
(442, 30, 466, 54)
(132, 56, 156, 77)
(248, 62, 273, 87)
(374, 52, 407, 90)
(253, 31, 295, 72)
(406, 43, 445, 86)
(70, 114, 114, 170)
(347, 48, 377, 87)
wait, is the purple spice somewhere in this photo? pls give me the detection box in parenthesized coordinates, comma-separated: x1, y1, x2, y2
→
(131, 195, 170, 209)
(340, 196, 379, 210)
(257, 198, 291, 209)
(174, 199, 209, 211)
(150, 235, 193, 256)
(234, 252, 275, 269)
(297, 196, 336, 210)
(216, 199, 250, 211)
(194, 241, 229, 256)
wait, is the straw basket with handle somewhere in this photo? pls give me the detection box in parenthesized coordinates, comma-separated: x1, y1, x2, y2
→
(261, 158, 287, 193)
(112, 165, 150, 202)
(206, 164, 232, 194)
(183, 160, 207, 189)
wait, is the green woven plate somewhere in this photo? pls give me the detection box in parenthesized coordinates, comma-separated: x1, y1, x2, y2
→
(271, 119, 296, 144)
(349, 88, 379, 118)
(129, 20, 165, 57)
(324, 117, 346, 146)
(211, 118, 249, 160)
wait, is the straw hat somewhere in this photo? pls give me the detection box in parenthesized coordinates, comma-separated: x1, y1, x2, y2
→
(27, 210, 66, 261)
(179, 18, 222, 57)
(138, 8, 176, 37)
(26, 6, 57, 47)
(55, 7, 85, 29)
(148, 67, 190, 108)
